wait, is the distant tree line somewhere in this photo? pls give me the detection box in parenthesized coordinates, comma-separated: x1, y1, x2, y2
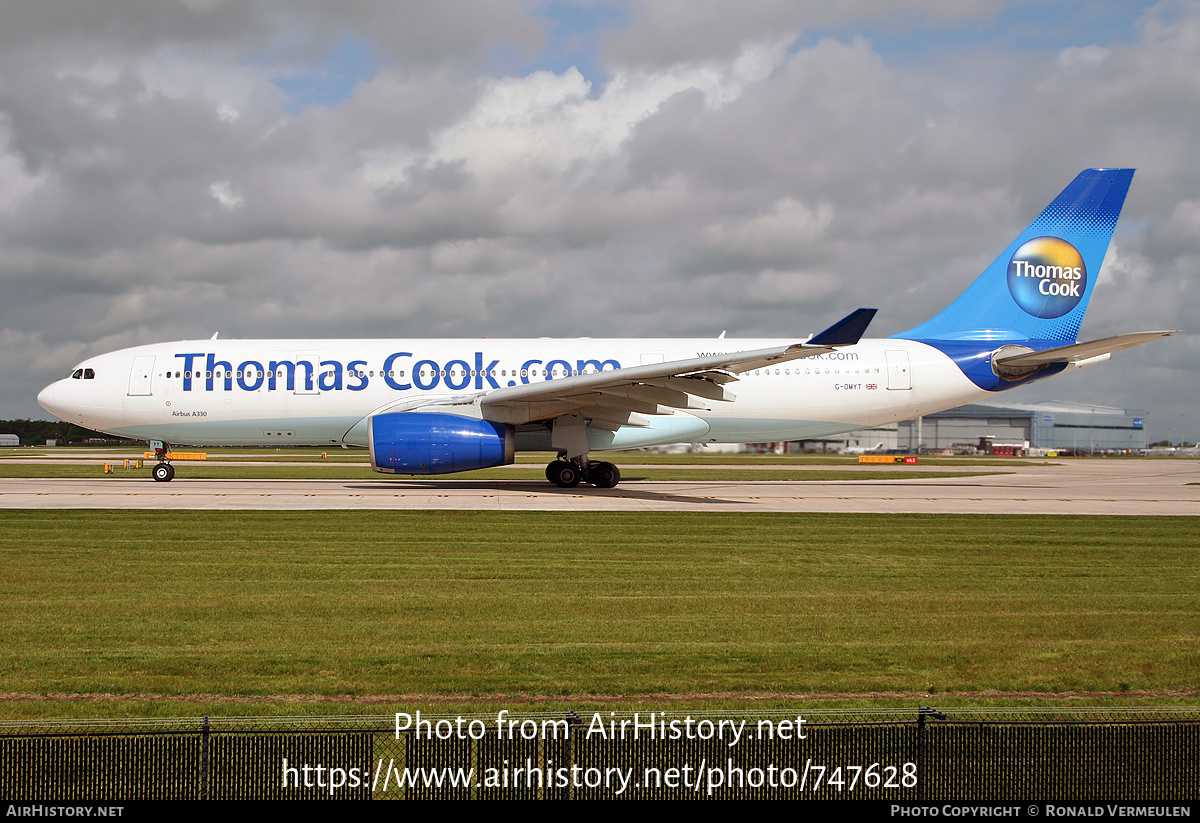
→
(0, 419, 132, 446)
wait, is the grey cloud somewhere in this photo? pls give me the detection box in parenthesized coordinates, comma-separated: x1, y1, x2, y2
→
(2, 1, 1197, 442)
(0, 1, 545, 68)
(604, 0, 1004, 68)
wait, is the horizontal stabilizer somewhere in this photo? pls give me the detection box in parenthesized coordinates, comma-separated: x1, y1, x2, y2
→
(994, 331, 1177, 367)
(807, 308, 877, 347)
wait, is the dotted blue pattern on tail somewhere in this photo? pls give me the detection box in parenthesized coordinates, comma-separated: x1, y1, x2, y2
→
(895, 169, 1134, 344)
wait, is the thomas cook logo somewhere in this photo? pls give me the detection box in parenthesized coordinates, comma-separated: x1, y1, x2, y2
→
(1006, 236, 1086, 319)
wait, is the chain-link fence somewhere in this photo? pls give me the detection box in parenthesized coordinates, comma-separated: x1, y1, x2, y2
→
(2, 707, 1196, 800)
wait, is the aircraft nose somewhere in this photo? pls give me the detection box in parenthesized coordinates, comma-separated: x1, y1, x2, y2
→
(37, 381, 63, 417)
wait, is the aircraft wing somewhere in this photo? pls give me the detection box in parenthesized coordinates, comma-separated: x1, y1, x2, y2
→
(994, 331, 1177, 367)
(476, 308, 876, 428)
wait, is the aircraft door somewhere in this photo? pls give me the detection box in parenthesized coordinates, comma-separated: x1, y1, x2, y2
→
(885, 350, 912, 390)
(128, 355, 155, 396)
(291, 351, 321, 395)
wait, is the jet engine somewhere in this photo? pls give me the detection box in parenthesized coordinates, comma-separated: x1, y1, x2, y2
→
(368, 412, 515, 474)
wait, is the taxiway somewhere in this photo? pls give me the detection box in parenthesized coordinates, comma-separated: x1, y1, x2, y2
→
(2, 459, 1196, 513)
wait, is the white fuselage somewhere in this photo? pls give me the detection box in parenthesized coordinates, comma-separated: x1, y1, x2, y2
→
(38, 337, 988, 452)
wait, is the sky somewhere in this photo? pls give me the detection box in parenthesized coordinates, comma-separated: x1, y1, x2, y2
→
(3, 0, 1198, 442)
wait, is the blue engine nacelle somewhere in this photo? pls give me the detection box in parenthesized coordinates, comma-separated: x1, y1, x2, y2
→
(368, 412, 515, 475)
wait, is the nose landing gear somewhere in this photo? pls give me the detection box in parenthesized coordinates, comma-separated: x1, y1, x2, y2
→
(150, 440, 174, 482)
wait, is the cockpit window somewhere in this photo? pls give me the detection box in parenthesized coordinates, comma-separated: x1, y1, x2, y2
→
(71, 369, 83, 379)
(83, 368, 95, 379)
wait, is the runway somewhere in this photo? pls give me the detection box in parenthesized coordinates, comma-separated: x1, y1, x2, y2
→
(2, 459, 1197, 513)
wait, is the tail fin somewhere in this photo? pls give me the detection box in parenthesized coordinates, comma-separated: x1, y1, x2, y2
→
(896, 168, 1134, 344)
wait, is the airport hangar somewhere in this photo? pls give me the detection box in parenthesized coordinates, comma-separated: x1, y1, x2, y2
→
(785, 400, 1149, 454)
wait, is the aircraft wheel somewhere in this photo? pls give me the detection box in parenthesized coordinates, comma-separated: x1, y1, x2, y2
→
(549, 461, 581, 488)
(152, 463, 175, 482)
(588, 461, 621, 488)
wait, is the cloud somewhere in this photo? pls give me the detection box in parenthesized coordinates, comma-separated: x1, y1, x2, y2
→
(2, 1, 1196, 440)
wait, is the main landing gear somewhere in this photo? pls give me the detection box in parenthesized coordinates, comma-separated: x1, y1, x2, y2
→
(545, 459, 621, 489)
(150, 440, 175, 482)
(545, 416, 621, 489)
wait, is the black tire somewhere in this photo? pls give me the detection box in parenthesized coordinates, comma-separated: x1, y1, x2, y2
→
(588, 462, 621, 488)
(152, 463, 174, 482)
(550, 461, 581, 488)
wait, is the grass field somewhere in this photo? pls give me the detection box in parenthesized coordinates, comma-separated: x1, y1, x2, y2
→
(1, 510, 1196, 718)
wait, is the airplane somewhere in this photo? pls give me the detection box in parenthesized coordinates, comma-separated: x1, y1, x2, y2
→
(38, 168, 1175, 489)
(842, 441, 886, 455)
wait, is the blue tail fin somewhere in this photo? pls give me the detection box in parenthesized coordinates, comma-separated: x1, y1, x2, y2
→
(896, 168, 1134, 344)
